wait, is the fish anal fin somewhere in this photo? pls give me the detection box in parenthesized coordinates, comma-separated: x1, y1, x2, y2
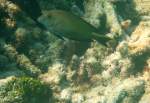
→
(92, 32, 112, 46)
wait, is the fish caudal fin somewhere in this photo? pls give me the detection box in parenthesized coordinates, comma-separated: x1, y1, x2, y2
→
(92, 32, 112, 46)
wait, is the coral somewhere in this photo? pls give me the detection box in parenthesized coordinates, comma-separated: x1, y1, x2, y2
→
(139, 80, 150, 103)
(75, 42, 107, 82)
(0, 76, 14, 86)
(103, 1, 124, 37)
(102, 21, 150, 79)
(39, 63, 66, 85)
(84, 0, 105, 28)
(139, 58, 150, 103)
(71, 93, 85, 103)
(0, 0, 19, 30)
(134, 0, 150, 17)
(104, 78, 145, 103)
(0, 76, 52, 103)
(60, 88, 73, 102)
(84, 0, 125, 38)
(2, 41, 41, 77)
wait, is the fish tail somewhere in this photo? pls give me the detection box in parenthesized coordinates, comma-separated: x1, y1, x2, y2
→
(92, 33, 112, 46)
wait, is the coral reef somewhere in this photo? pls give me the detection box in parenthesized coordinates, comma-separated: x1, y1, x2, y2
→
(102, 21, 150, 79)
(0, 0, 150, 103)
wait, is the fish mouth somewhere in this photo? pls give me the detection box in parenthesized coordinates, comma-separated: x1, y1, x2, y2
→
(38, 15, 50, 29)
(37, 15, 54, 32)
(37, 15, 45, 24)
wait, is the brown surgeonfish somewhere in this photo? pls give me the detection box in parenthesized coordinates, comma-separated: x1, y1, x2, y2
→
(38, 10, 112, 46)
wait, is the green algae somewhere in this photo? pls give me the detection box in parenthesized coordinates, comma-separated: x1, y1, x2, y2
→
(0, 77, 52, 103)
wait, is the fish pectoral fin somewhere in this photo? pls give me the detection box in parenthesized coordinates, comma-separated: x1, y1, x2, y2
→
(92, 32, 112, 46)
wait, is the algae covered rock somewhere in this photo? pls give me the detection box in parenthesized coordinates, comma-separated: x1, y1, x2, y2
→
(1, 41, 41, 77)
(104, 78, 145, 103)
(0, 55, 9, 69)
(0, 77, 52, 103)
(40, 63, 67, 85)
(102, 21, 150, 79)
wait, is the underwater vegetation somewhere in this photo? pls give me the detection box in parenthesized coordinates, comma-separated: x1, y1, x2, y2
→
(0, 0, 150, 103)
(0, 77, 52, 103)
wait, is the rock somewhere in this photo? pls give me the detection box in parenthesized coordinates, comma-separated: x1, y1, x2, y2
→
(72, 93, 85, 103)
(60, 88, 73, 102)
(40, 63, 66, 85)
(104, 78, 145, 103)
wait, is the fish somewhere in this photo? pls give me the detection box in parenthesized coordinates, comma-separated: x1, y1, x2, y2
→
(38, 10, 112, 46)
(8, 0, 45, 29)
